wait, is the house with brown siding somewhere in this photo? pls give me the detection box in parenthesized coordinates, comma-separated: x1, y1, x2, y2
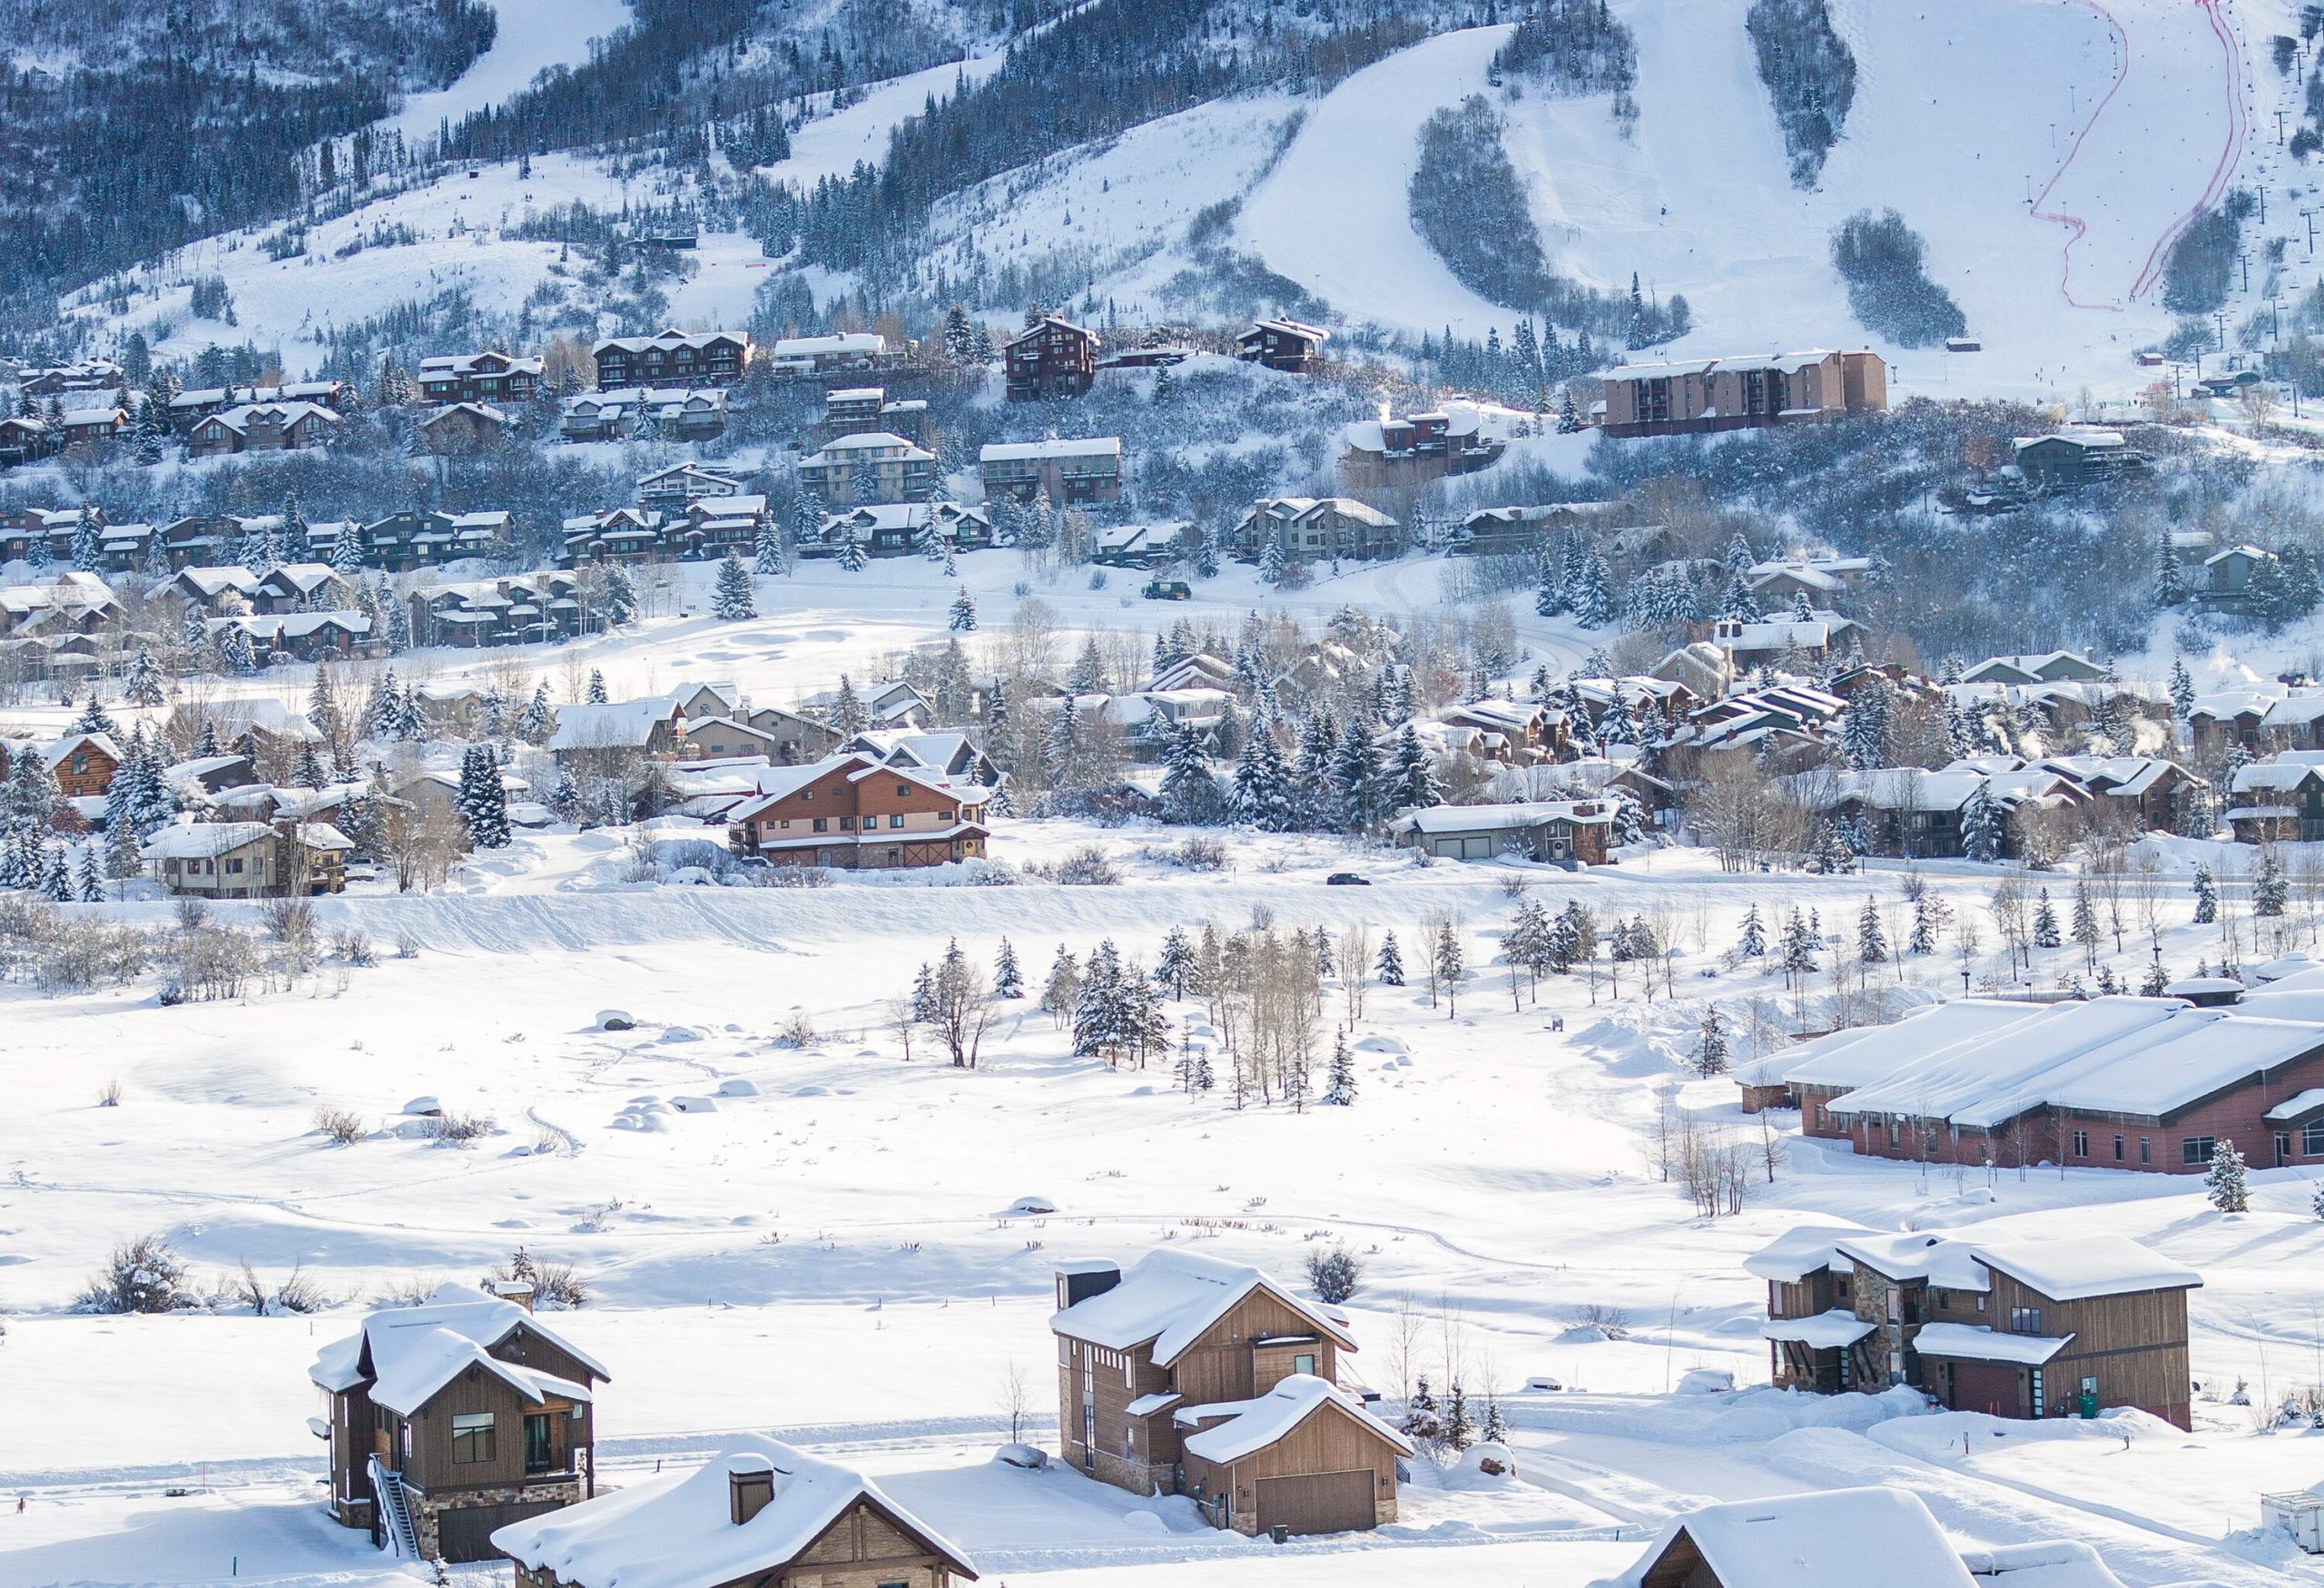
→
(1591, 1485, 2126, 1588)
(44, 730, 119, 797)
(725, 753, 987, 870)
(419, 402, 515, 455)
(493, 1436, 975, 1588)
(1236, 319, 1329, 373)
(1004, 317, 1098, 400)
(419, 350, 544, 406)
(310, 1282, 608, 1563)
(1048, 1251, 1410, 1537)
(1748, 1225, 2200, 1429)
(592, 330, 752, 390)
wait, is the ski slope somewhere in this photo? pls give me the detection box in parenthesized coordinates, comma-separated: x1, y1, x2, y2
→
(1230, 0, 2260, 401)
(388, 0, 635, 142)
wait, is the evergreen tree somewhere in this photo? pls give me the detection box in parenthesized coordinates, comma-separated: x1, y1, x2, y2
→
(2141, 960, 2171, 997)
(2204, 1139, 2250, 1213)
(1160, 722, 1224, 824)
(949, 586, 978, 632)
(1695, 1004, 1729, 1076)
(1568, 551, 1616, 627)
(1324, 1029, 1357, 1105)
(587, 669, 609, 705)
(518, 682, 556, 745)
(330, 517, 367, 577)
(218, 623, 259, 675)
(70, 505, 103, 572)
(829, 676, 871, 737)
(456, 745, 511, 849)
(2256, 848, 2290, 918)
(993, 938, 1024, 999)
(1443, 1381, 1474, 1452)
(1231, 714, 1295, 830)
(2032, 888, 2062, 948)
(1909, 894, 1940, 955)
(1962, 784, 2005, 863)
(124, 646, 165, 709)
(1389, 724, 1440, 811)
(753, 512, 787, 577)
(2168, 657, 2196, 720)
(840, 528, 869, 572)
(74, 843, 103, 902)
(792, 486, 825, 553)
(602, 564, 639, 626)
(1857, 896, 1887, 963)
(1738, 902, 1768, 958)
(2071, 883, 2103, 965)
(1482, 1392, 1509, 1445)
(1154, 927, 1197, 999)
(40, 843, 70, 901)
(74, 693, 118, 735)
(1402, 1376, 1442, 1445)
(1377, 931, 1405, 986)
(2193, 863, 2218, 923)
(1780, 908, 1819, 982)
(712, 553, 757, 620)
(1433, 922, 1464, 1016)
(2155, 529, 2187, 607)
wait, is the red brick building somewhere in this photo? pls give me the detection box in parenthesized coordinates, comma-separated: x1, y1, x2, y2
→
(1005, 317, 1098, 401)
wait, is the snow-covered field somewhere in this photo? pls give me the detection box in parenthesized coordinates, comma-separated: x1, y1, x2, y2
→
(6, 794, 2324, 1586)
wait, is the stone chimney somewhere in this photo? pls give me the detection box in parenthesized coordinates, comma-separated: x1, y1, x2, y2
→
(729, 1460, 775, 1526)
(491, 1279, 537, 1312)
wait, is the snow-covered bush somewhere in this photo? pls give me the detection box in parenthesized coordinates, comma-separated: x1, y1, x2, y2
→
(423, 1110, 495, 1149)
(78, 1232, 196, 1314)
(1305, 1245, 1364, 1304)
(313, 1105, 367, 1145)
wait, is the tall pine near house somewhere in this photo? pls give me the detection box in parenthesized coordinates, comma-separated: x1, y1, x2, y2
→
(2192, 863, 2218, 923)
(713, 553, 756, 620)
(1376, 931, 1405, 986)
(2205, 1139, 2250, 1213)
(456, 746, 510, 850)
(1694, 1004, 1728, 1076)
(1857, 896, 1886, 963)
(949, 586, 978, 631)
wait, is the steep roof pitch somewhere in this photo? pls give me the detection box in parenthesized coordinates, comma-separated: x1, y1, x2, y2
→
(1592, 1486, 1977, 1588)
(1049, 1249, 1354, 1365)
(493, 1435, 976, 1588)
(310, 1281, 610, 1399)
(1175, 1374, 1411, 1464)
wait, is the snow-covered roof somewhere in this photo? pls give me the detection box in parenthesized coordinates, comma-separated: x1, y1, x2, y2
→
(1968, 1234, 2201, 1302)
(980, 436, 1121, 463)
(1389, 799, 1614, 836)
(597, 328, 751, 355)
(764, 331, 881, 359)
(2014, 427, 2124, 451)
(1748, 1224, 2196, 1305)
(1758, 1310, 1876, 1349)
(1049, 1249, 1353, 1366)
(310, 1281, 608, 1399)
(1779, 1000, 2043, 1090)
(1828, 996, 2188, 1125)
(547, 698, 683, 752)
(2265, 1088, 2324, 1122)
(1176, 1374, 1412, 1465)
(803, 431, 933, 464)
(1908, 1322, 2074, 1366)
(42, 729, 119, 771)
(1609, 349, 1846, 381)
(492, 1435, 972, 1588)
(1956, 1540, 2127, 1588)
(1592, 1485, 1976, 1588)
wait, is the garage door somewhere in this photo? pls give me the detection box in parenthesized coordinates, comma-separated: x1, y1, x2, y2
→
(435, 1499, 565, 1563)
(1256, 1469, 1376, 1536)
(1460, 836, 1494, 859)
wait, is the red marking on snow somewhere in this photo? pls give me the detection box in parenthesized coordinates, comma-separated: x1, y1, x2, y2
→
(2028, 0, 2246, 311)
(2128, 0, 2244, 301)
(2028, 0, 2133, 311)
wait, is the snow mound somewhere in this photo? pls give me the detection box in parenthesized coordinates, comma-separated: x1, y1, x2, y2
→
(402, 1096, 441, 1116)
(658, 1025, 705, 1044)
(670, 1096, 719, 1114)
(1005, 1195, 1059, 1216)
(994, 1443, 1048, 1470)
(717, 1080, 761, 1098)
(1677, 1366, 1737, 1395)
(596, 1010, 635, 1032)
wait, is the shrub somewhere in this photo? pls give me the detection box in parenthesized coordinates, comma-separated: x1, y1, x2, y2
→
(423, 1110, 493, 1148)
(1177, 836, 1227, 872)
(79, 1232, 196, 1314)
(1054, 845, 1121, 885)
(332, 929, 378, 967)
(98, 1078, 123, 1107)
(314, 1105, 367, 1145)
(1305, 1245, 1364, 1304)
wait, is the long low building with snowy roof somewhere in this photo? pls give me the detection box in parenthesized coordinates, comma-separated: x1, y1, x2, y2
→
(1748, 991, 2324, 1178)
(1748, 1221, 2201, 1428)
(1599, 348, 1886, 438)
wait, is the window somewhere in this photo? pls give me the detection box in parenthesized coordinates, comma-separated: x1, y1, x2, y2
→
(2113, 1134, 2124, 1161)
(890, 814, 904, 828)
(451, 1412, 496, 1464)
(2009, 1306, 2043, 1335)
(2306, 1121, 2324, 1156)
(2278, 1131, 2294, 1162)
(1294, 1353, 1316, 1376)
(2139, 1136, 2152, 1165)
(812, 817, 827, 833)
(2072, 1130, 2089, 1158)
(897, 784, 911, 796)
(225, 858, 244, 873)
(839, 815, 854, 830)
(523, 1413, 553, 1473)
(2030, 1367, 2045, 1416)
(2181, 1136, 2217, 1166)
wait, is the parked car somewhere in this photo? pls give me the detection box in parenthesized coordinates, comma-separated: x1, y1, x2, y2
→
(1325, 872, 1371, 886)
(1143, 578, 1192, 600)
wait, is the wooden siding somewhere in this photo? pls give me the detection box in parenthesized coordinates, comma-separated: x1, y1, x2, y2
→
(1170, 1290, 1341, 1406)
(1977, 1268, 2191, 1429)
(1180, 1400, 1400, 1536)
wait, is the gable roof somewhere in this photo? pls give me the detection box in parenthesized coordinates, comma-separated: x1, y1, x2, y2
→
(1176, 1374, 1412, 1464)
(548, 697, 684, 752)
(492, 1435, 975, 1588)
(1049, 1249, 1354, 1365)
(1593, 1486, 1976, 1588)
(310, 1281, 609, 1402)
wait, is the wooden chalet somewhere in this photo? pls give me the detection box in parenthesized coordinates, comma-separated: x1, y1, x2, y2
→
(1049, 1253, 1413, 1537)
(1236, 319, 1329, 373)
(548, 698, 691, 772)
(1590, 1485, 2124, 1588)
(799, 432, 938, 506)
(419, 350, 544, 406)
(186, 400, 340, 458)
(1340, 405, 1504, 485)
(562, 386, 729, 441)
(59, 403, 129, 447)
(726, 752, 988, 870)
(2226, 757, 2324, 843)
(1750, 1226, 2200, 1429)
(1230, 497, 1400, 564)
(737, 704, 844, 763)
(812, 500, 993, 558)
(0, 414, 55, 467)
(2013, 428, 2149, 490)
(1004, 317, 1098, 401)
(142, 819, 351, 897)
(44, 730, 120, 798)
(817, 385, 927, 444)
(419, 402, 515, 455)
(592, 329, 752, 390)
(310, 1282, 608, 1563)
(638, 462, 747, 518)
(493, 1437, 975, 1588)
(978, 437, 1121, 506)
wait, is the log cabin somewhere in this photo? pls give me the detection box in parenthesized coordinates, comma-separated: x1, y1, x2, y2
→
(492, 1436, 976, 1588)
(1749, 1225, 2200, 1429)
(1049, 1252, 1410, 1537)
(310, 1282, 609, 1563)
